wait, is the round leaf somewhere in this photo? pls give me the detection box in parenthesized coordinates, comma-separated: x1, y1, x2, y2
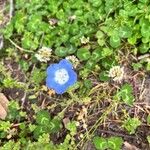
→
(139, 43, 149, 54)
(109, 35, 121, 48)
(55, 47, 68, 57)
(36, 110, 51, 125)
(77, 48, 91, 61)
(119, 26, 132, 38)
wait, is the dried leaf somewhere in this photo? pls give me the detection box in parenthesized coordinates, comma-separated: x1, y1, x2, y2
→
(0, 103, 7, 119)
(123, 141, 140, 150)
(47, 89, 55, 96)
(63, 117, 70, 128)
(0, 93, 9, 119)
(0, 93, 9, 111)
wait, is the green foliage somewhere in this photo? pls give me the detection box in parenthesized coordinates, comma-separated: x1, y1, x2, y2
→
(66, 121, 77, 136)
(0, 141, 21, 150)
(77, 48, 91, 61)
(93, 136, 123, 150)
(30, 68, 46, 85)
(147, 135, 150, 144)
(122, 117, 141, 134)
(0, 121, 11, 139)
(115, 83, 134, 106)
(7, 101, 21, 121)
(109, 35, 121, 48)
(33, 110, 61, 139)
(99, 71, 110, 82)
(2, 0, 150, 57)
(0, 134, 56, 150)
(57, 121, 77, 150)
(147, 115, 150, 125)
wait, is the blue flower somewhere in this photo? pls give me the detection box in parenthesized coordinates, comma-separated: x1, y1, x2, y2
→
(46, 59, 77, 94)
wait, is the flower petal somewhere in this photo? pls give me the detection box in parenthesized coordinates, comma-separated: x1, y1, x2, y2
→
(46, 76, 58, 89)
(54, 85, 68, 94)
(59, 59, 73, 69)
(46, 76, 68, 94)
(46, 64, 59, 76)
(67, 69, 77, 86)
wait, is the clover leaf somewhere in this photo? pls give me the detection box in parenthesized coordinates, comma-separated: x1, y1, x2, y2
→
(109, 35, 121, 48)
(93, 136, 123, 150)
(93, 136, 108, 150)
(122, 117, 141, 134)
(77, 48, 91, 61)
(36, 110, 51, 125)
(116, 83, 134, 106)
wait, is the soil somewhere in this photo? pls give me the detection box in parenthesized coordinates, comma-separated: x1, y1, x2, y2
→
(2, 59, 150, 150)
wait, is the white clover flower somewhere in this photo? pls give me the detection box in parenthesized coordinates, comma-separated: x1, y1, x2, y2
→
(35, 47, 52, 62)
(108, 66, 124, 82)
(65, 55, 79, 68)
(80, 36, 90, 44)
(48, 18, 58, 26)
(69, 15, 76, 21)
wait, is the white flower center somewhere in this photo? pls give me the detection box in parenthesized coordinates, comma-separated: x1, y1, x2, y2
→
(54, 69, 69, 85)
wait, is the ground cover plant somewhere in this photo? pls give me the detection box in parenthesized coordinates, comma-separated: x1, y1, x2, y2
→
(0, 0, 150, 149)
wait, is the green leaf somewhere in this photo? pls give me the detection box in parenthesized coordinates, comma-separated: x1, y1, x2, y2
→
(88, 0, 102, 7)
(0, 121, 11, 132)
(101, 48, 113, 57)
(49, 119, 61, 133)
(125, 4, 139, 16)
(56, 9, 65, 19)
(55, 47, 68, 57)
(96, 31, 104, 39)
(122, 117, 141, 134)
(84, 79, 92, 89)
(91, 48, 102, 61)
(77, 48, 91, 61)
(147, 136, 150, 144)
(14, 11, 27, 33)
(19, 60, 29, 72)
(31, 68, 46, 85)
(66, 121, 77, 136)
(97, 39, 105, 46)
(3, 23, 14, 39)
(147, 115, 150, 125)
(139, 0, 148, 3)
(119, 26, 132, 38)
(142, 36, 150, 43)
(36, 110, 51, 125)
(132, 63, 143, 71)
(7, 101, 20, 121)
(139, 43, 149, 54)
(109, 35, 121, 48)
(27, 14, 42, 32)
(128, 35, 137, 45)
(116, 83, 134, 106)
(21, 32, 39, 50)
(99, 71, 110, 82)
(33, 125, 50, 139)
(85, 59, 96, 69)
(107, 137, 123, 150)
(93, 136, 108, 150)
(66, 44, 77, 55)
(140, 18, 150, 38)
(102, 57, 116, 69)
